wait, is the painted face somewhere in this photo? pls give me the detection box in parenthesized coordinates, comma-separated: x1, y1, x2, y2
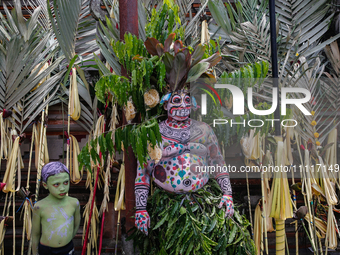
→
(166, 91, 191, 121)
(43, 172, 70, 199)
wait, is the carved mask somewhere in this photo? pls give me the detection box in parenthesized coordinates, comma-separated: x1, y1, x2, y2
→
(164, 91, 191, 121)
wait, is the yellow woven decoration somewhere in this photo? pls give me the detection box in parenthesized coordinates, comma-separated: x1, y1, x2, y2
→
(144, 89, 160, 109)
(124, 100, 136, 122)
(147, 143, 162, 164)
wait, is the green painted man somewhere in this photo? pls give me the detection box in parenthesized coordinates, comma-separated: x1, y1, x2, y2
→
(32, 162, 81, 255)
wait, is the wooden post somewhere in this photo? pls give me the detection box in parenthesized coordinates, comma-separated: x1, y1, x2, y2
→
(119, 0, 138, 233)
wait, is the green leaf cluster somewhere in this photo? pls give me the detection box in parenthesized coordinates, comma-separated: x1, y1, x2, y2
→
(95, 74, 129, 106)
(111, 33, 147, 74)
(128, 179, 256, 255)
(146, 0, 184, 43)
(115, 118, 162, 165)
(96, 35, 168, 109)
(78, 118, 162, 172)
(78, 131, 115, 173)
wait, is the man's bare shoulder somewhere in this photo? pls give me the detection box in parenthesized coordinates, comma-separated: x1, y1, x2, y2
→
(33, 199, 46, 213)
(66, 196, 80, 208)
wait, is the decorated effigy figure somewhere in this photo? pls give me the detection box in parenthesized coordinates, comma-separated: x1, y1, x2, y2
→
(82, 10, 257, 250)
(124, 29, 258, 254)
(135, 88, 234, 235)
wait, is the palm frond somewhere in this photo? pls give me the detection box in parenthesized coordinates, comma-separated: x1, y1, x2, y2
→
(322, 41, 340, 124)
(75, 1, 100, 64)
(289, 58, 339, 143)
(0, 0, 63, 134)
(25, 0, 51, 31)
(47, 0, 82, 63)
(47, 0, 101, 131)
(276, 0, 331, 53)
(96, 18, 120, 75)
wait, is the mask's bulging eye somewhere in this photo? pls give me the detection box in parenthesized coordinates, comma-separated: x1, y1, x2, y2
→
(185, 96, 191, 104)
(172, 95, 181, 104)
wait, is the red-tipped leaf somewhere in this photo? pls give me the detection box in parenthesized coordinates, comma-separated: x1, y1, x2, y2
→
(199, 52, 222, 67)
(174, 40, 184, 54)
(164, 33, 175, 52)
(145, 37, 161, 56)
(156, 43, 164, 56)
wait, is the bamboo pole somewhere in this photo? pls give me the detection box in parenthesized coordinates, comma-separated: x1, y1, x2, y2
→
(291, 165, 298, 255)
(67, 75, 71, 169)
(260, 137, 268, 254)
(12, 186, 15, 255)
(270, 138, 293, 255)
(34, 107, 46, 203)
(318, 236, 323, 255)
(13, 144, 23, 255)
(261, 204, 264, 255)
(21, 200, 27, 255)
(115, 210, 121, 255)
(275, 219, 285, 254)
(290, 131, 298, 255)
(246, 171, 254, 238)
(26, 124, 36, 255)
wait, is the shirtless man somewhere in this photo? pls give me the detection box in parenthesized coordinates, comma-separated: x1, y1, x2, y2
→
(32, 162, 81, 255)
(135, 90, 234, 235)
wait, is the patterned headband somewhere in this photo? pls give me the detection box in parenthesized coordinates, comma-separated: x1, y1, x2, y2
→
(41, 161, 70, 183)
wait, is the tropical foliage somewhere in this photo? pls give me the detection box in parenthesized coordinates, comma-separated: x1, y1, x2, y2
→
(128, 180, 256, 255)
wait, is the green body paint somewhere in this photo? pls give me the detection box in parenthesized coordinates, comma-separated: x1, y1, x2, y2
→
(31, 172, 81, 255)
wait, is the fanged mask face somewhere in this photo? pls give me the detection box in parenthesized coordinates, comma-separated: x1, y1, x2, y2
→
(166, 92, 191, 121)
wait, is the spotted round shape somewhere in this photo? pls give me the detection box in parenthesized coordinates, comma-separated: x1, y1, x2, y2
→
(183, 178, 192, 187)
(154, 165, 166, 183)
(178, 157, 186, 165)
